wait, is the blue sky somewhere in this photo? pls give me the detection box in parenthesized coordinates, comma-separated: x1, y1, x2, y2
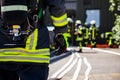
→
(86, 10, 100, 27)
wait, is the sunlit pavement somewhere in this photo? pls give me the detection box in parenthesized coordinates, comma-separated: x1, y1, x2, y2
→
(49, 47, 120, 80)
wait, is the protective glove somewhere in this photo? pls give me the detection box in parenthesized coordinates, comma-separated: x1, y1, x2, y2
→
(53, 33, 67, 55)
(54, 33, 66, 47)
(53, 26, 68, 55)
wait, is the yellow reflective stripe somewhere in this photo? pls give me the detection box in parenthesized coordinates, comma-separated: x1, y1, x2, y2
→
(0, 56, 50, 63)
(32, 29, 38, 50)
(0, 59, 49, 63)
(37, 0, 39, 3)
(0, 48, 50, 63)
(25, 35, 31, 49)
(51, 13, 67, 21)
(1, 5, 28, 12)
(63, 33, 69, 47)
(92, 28, 95, 39)
(0, 48, 49, 55)
(51, 13, 68, 27)
(53, 19, 68, 27)
(85, 29, 89, 38)
(25, 29, 38, 50)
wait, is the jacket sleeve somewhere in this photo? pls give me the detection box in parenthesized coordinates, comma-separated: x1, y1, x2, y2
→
(48, 0, 68, 34)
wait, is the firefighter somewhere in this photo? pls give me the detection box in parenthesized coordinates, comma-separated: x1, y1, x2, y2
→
(54, 17, 73, 54)
(75, 20, 82, 29)
(83, 22, 89, 46)
(64, 17, 74, 47)
(74, 20, 81, 46)
(74, 20, 84, 52)
(67, 17, 74, 38)
(105, 32, 115, 48)
(89, 20, 98, 48)
(0, 0, 68, 80)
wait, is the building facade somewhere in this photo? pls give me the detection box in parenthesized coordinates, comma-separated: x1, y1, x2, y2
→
(66, 0, 115, 33)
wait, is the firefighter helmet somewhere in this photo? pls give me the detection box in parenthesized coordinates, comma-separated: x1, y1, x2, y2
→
(90, 20, 96, 25)
(67, 17, 73, 23)
(75, 20, 81, 24)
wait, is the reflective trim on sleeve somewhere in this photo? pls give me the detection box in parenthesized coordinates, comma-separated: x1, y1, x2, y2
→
(51, 13, 68, 27)
(25, 29, 38, 50)
(37, 0, 39, 3)
(1, 5, 28, 12)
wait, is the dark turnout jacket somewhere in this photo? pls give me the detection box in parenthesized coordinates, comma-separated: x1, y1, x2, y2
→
(0, 0, 68, 63)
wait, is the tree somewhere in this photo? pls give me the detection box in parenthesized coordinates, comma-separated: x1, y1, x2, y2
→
(109, 0, 120, 45)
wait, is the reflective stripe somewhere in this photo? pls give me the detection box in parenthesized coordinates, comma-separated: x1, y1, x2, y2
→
(25, 29, 38, 50)
(63, 33, 69, 47)
(37, 0, 39, 3)
(0, 48, 49, 55)
(51, 13, 68, 27)
(1, 5, 28, 12)
(0, 48, 50, 63)
(0, 28, 50, 63)
(92, 28, 96, 39)
(0, 56, 49, 63)
(84, 29, 89, 39)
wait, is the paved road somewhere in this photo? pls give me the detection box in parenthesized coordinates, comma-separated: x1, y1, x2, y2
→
(48, 47, 120, 80)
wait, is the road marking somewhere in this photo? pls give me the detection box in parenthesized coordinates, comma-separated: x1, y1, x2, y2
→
(83, 57, 92, 80)
(93, 48, 120, 56)
(50, 47, 93, 80)
(50, 52, 75, 79)
(57, 57, 78, 79)
(82, 47, 120, 56)
(50, 47, 120, 80)
(71, 52, 82, 80)
(75, 52, 81, 58)
(50, 51, 70, 61)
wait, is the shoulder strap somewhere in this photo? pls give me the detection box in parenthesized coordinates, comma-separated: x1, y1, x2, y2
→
(37, 0, 46, 19)
(37, 0, 44, 19)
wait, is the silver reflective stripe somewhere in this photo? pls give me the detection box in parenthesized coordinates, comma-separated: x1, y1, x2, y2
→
(25, 29, 38, 50)
(0, 49, 49, 55)
(1, 5, 28, 12)
(53, 18, 67, 24)
(0, 56, 49, 61)
(29, 32, 34, 50)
